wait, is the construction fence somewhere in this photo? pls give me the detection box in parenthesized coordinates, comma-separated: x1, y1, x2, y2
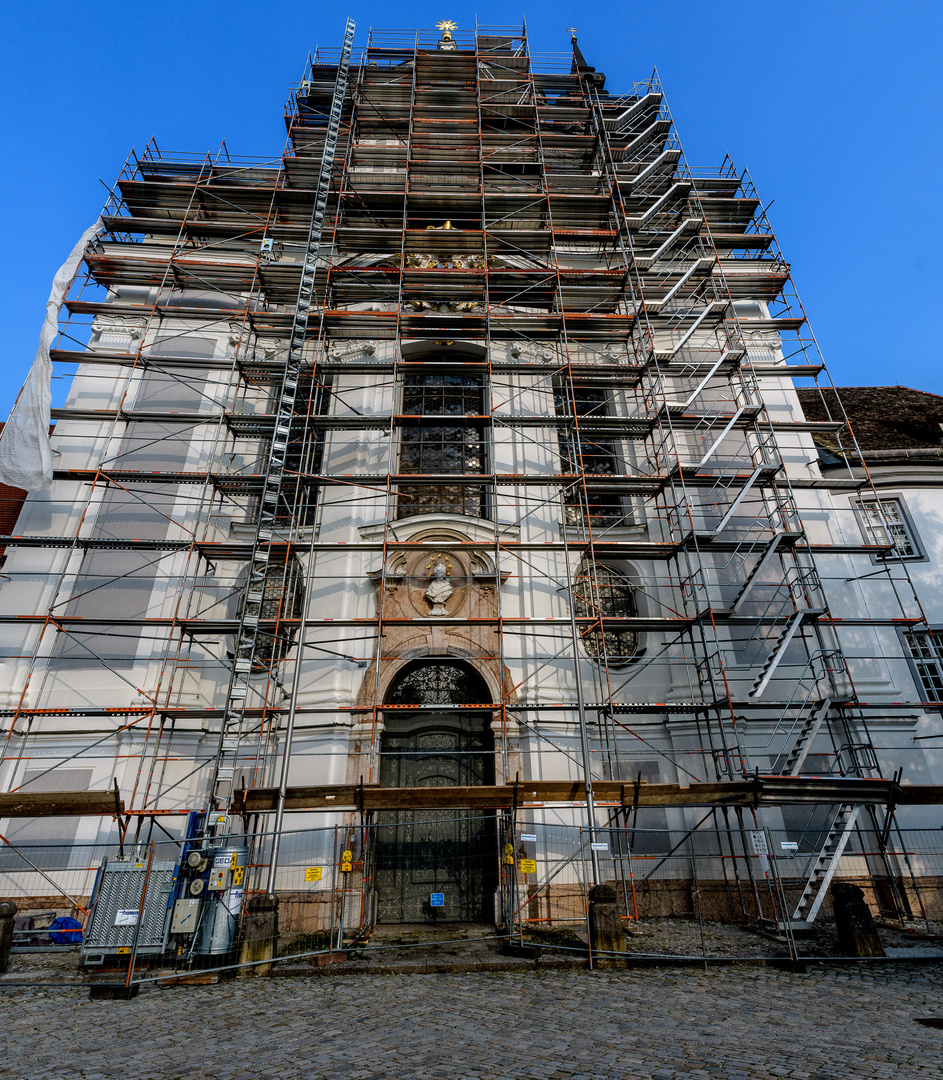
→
(3, 819, 942, 979)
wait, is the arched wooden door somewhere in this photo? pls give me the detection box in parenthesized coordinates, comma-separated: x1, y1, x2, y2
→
(375, 661, 497, 923)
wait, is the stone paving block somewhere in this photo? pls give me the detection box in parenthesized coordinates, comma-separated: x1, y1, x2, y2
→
(3, 963, 943, 1079)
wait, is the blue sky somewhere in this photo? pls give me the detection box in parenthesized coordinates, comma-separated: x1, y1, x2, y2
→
(2, 0, 940, 415)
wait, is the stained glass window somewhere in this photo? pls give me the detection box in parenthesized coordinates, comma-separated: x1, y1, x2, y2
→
(574, 562, 640, 662)
(397, 373, 486, 519)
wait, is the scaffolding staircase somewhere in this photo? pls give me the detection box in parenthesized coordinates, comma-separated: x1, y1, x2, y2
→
(781, 698, 833, 776)
(789, 803, 860, 927)
(717, 533, 797, 615)
(749, 610, 825, 699)
(587, 73, 887, 926)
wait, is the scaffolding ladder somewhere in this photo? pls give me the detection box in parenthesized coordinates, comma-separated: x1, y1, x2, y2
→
(206, 17, 356, 826)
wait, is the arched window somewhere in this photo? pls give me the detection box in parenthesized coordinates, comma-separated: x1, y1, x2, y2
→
(574, 562, 639, 662)
(381, 659, 494, 794)
(252, 557, 305, 670)
(387, 660, 491, 707)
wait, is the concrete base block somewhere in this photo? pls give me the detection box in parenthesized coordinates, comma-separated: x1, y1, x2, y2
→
(831, 882, 886, 957)
(239, 893, 279, 977)
(311, 950, 347, 967)
(589, 884, 625, 967)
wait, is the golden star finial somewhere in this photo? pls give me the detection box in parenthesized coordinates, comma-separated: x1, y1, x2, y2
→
(436, 20, 458, 32)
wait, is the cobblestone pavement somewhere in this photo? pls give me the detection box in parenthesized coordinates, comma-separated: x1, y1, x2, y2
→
(1, 963, 942, 1079)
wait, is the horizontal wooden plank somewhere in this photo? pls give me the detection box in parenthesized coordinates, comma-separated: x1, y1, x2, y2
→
(233, 777, 924, 814)
(3, 779, 936, 819)
(0, 791, 123, 817)
(896, 785, 943, 805)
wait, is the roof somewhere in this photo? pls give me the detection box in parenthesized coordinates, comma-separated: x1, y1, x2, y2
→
(796, 386, 943, 464)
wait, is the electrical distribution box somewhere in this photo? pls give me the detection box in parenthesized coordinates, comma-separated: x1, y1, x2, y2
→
(208, 855, 233, 891)
(170, 897, 202, 934)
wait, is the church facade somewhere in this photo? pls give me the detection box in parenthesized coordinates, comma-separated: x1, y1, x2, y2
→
(1, 22, 940, 933)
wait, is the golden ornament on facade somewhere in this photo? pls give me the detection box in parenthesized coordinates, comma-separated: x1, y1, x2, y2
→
(424, 553, 453, 577)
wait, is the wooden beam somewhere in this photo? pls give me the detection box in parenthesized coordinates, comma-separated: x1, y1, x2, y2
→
(233, 776, 930, 814)
(2, 779, 937, 819)
(0, 790, 125, 817)
(896, 785, 943, 805)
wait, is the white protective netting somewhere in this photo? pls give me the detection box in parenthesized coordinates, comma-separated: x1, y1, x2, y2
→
(0, 219, 104, 490)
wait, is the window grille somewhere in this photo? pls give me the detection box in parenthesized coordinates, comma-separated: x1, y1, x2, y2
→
(252, 557, 305, 670)
(857, 498, 920, 558)
(387, 660, 491, 706)
(574, 562, 640, 662)
(397, 373, 486, 519)
(555, 382, 630, 529)
(903, 629, 943, 701)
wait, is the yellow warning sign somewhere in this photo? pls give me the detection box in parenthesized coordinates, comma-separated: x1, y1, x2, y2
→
(520, 859, 537, 874)
(504, 843, 514, 856)
(116, 947, 131, 955)
(340, 862, 353, 873)
(342, 849, 353, 862)
(304, 866, 323, 882)
(232, 866, 245, 886)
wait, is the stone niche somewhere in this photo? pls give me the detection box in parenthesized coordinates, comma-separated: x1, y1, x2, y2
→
(346, 515, 521, 784)
(370, 545, 501, 647)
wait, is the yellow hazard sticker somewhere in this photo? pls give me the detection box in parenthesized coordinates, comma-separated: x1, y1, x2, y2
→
(304, 866, 323, 882)
(116, 947, 131, 955)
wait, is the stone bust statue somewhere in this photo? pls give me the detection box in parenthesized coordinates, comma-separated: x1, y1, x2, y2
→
(424, 561, 453, 615)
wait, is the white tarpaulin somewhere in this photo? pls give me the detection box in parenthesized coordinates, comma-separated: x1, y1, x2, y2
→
(0, 218, 104, 490)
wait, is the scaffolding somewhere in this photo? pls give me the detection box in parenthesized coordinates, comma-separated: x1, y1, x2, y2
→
(1, 21, 940, 955)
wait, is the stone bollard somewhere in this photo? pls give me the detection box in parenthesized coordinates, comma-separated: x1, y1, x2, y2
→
(830, 881, 885, 957)
(238, 894, 279, 977)
(588, 884, 624, 967)
(0, 902, 17, 974)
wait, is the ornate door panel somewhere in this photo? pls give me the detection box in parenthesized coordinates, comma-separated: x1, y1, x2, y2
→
(376, 724, 495, 923)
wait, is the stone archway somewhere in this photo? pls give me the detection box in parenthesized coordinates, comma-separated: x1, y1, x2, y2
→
(347, 537, 522, 789)
(346, 533, 522, 924)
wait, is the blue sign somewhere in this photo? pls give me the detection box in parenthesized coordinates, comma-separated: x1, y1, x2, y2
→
(430, 892, 445, 908)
